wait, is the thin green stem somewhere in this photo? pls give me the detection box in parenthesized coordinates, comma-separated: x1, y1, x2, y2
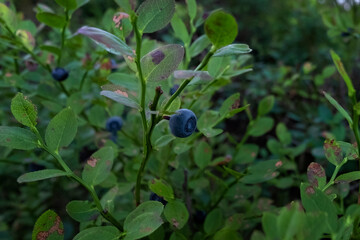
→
(33, 127, 123, 230)
(321, 159, 346, 192)
(58, 9, 69, 66)
(162, 48, 215, 114)
(132, 17, 151, 206)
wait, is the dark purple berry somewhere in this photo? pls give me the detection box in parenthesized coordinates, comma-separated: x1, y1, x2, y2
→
(111, 59, 117, 72)
(169, 84, 179, 95)
(28, 163, 45, 172)
(169, 109, 197, 138)
(106, 116, 123, 132)
(51, 67, 69, 81)
(150, 192, 167, 205)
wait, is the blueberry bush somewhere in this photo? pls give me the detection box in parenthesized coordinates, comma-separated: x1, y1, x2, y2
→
(2, 0, 360, 239)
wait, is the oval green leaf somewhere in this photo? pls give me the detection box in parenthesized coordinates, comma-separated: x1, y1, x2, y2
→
(66, 200, 98, 222)
(17, 169, 69, 183)
(11, 93, 38, 128)
(73, 226, 120, 240)
(164, 200, 189, 230)
(77, 26, 134, 57)
(141, 44, 184, 82)
(204, 10, 238, 48)
(82, 147, 115, 186)
(45, 108, 77, 151)
(36, 12, 66, 28)
(136, 0, 175, 33)
(213, 44, 252, 57)
(124, 201, 164, 240)
(0, 126, 38, 150)
(32, 210, 64, 240)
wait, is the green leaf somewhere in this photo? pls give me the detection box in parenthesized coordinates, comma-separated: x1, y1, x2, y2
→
(154, 135, 176, 148)
(124, 201, 164, 240)
(107, 73, 139, 91)
(100, 90, 140, 109)
(186, 0, 197, 21)
(300, 183, 338, 233)
(323, 91, 353, 126)
(208, 55, 231, 78)
(248, 117, 274, 137)
(262, 212, 279, 239)
(171, 13, 189, 43)
(0, 126, 38, 150)
(190, 35, 211, 57)
(66, 200, 98, 222)
(11, 93, 37, 128)
(241, 159, 282, 184)
(219, 93, 240, 118)
(55, 0, 77, 10)
(16, 29, 35, 51)
(17, 169, 69, 183)
(204, 10, 238, 48)
(276, 123, 291, 145)
(234, 144, 259, 164)
(258, 95, 275, 116)
(213, 229, 241, 240)
(323, 139, 343, 166)
(194, 141, 212, 169)
(335, 171, 360, 183)
(73, 226, 120, 240)
(164, 200, 189, 230)
(169, 232, 187, 240)
(40, 45, 61, 57)
(36, 12, 66, 28)
(77, 26, 134, 57)
(45, 108, 77, 152)
(307, 162, 326, 189)
(223, 166, 244, 179)
(141, 44, 184, 82)
(330, 50, 355, 97)
(115, 0, 136, 14)
(136, 0, 175, 33)
(149, 179, 174, 202)
(213, 44, 252, 57)
(204, 208, 224, 235)
(82, 147, 114, 186)
(0, 3, 17, 32)
(32, 210, 64, 240)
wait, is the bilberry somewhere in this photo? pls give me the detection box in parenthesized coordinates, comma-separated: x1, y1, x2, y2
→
(51, 67, 69, 81)
(169, 109, 197, 138)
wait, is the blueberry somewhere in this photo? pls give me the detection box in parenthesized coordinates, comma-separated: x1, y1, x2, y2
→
(150, 192, 167, 205)
(193, 210, 206, 224)
(28, 163, 45, 172)
(169, 84, 179, 95)
(106, 116, 123, 132)
(169, 109, 197, 138)
(51, 67, 69, 81)
(111, 59, 117, 72)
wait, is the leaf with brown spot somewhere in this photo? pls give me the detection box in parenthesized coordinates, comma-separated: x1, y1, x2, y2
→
(324, 139, 343, 166)
(32, 210, 64, 240)
(148, 178, 174, 201)
(82, 147, 115, 186)
(164, 200, 189, 230)
(141, 44, 184, 82)
(11, 92, 38, 128)
(307, 162, 326, 189)
(0, 126, 38, 150)
(124, 201, 164, 240)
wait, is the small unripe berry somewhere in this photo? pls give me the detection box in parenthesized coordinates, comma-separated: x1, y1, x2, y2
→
(169, 109, 197, 138)
(106, 116, 123, 132)
(51, 67, 69, 81)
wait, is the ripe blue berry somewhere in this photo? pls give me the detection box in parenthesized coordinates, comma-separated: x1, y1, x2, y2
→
(150, 192, 167, 205)
(106, 116, 123, 132)
(169, 84, 179, 95)
(51, 67, 69, 81)
(111, 59, 117, 72)
(169, 109, 197, 138)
